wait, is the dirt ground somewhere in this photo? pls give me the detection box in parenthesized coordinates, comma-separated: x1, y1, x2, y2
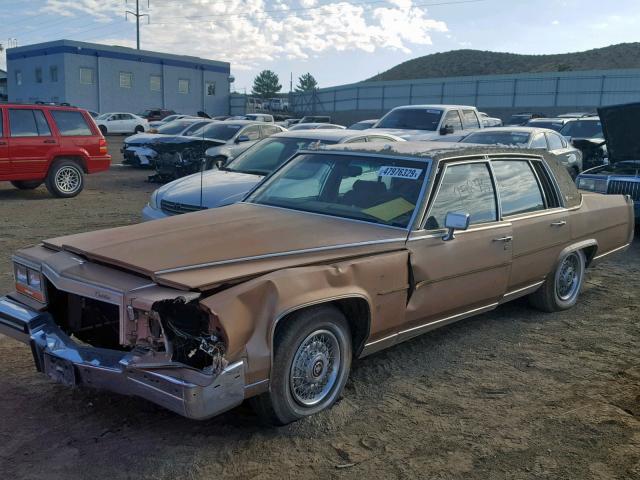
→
(0, 137, 638, 479)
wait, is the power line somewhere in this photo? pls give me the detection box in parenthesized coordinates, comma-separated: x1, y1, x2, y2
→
(151, 0, 491, 25)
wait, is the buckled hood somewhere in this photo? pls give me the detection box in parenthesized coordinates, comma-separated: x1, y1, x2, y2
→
(598, 102, 640, 162)
(41, 203, 407, 290)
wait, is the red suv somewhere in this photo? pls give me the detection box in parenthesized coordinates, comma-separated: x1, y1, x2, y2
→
(0, 104, 110, 198)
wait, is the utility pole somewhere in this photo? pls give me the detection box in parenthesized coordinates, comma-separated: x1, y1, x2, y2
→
(290, 72, 293, 93)
(126, 0, 149, 50)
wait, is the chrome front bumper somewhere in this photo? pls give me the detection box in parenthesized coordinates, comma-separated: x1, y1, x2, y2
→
(0, 296, 245, 420)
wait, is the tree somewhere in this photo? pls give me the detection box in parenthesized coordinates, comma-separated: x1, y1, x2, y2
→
(295, 73, 318, 92)
(252, 70, 282, 99)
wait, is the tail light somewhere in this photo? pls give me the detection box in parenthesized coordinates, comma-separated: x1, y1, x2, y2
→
(99, 138, 108, 155)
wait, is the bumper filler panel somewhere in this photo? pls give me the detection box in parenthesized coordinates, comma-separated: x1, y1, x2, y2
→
(0, 296, 245, 420)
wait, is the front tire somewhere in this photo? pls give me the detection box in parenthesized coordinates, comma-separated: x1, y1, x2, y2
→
(11, 180, 42, 190)
(45, 159, 84, 198)
(252, 305, 352, 425)
(134, 125, 144, 133)
(529, 250, 586, 312)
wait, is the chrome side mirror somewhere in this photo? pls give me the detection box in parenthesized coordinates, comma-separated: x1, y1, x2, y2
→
(443, 212, 470, 241)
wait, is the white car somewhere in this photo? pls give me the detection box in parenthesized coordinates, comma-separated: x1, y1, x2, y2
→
(95, 112, 149, 135)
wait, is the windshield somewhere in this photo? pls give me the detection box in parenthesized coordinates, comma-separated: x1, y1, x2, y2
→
(526, 120, 565, 131)
(226, 137, 339, 176)
(161, 115, 179, 123)
(191, 123, 242, 140)
(349, 121, 373, 130)
(590, 161, 640, 176)
(248, 153, 427, 228)
(560, 120, 603, 139)
(375, 108, 442, 131)
(506, 115, 530, 125)
(461, 131, 531, 145)
(156, 120, 193, 135)
(96, 113, 111, 120)
(138, 110, 152, 117)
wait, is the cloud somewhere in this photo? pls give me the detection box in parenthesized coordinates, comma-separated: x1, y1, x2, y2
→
(42, 0, 448, 70)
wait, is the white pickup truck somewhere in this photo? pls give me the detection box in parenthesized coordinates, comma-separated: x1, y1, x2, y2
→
(371, 104, 484, 140)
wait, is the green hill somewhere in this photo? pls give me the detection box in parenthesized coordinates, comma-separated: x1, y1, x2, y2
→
(367, 43, 640, 81)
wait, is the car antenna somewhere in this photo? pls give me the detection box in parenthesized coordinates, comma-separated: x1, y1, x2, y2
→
(199, 116, 207, 209)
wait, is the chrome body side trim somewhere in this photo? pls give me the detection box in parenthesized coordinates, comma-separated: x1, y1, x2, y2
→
(501, 280, 545, 300)
(361, 302, 500, 356)
(593, 243, 630, 261)
(154, 238, 407, 275)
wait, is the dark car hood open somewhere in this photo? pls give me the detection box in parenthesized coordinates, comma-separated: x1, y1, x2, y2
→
(598, 103, 640, 162)
(127, 134, 225, 149)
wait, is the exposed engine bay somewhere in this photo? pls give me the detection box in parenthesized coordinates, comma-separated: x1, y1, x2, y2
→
(151, 297, 227, 373)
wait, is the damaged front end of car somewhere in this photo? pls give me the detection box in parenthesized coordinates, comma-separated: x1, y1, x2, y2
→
(0, 248, 244, 420)
(147, 139, 225, 183)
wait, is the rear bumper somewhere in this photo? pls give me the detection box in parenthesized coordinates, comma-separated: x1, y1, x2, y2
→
(0, 296, 245, 420)
(86, 155, 111, 173)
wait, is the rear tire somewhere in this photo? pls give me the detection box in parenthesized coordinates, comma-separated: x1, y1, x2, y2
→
(45, 159, 84, 198)
(529, 250, 586, 312)
(11, 180, 42, 190)
(99, 125, 107, 135)
(251, 305, 352, 426)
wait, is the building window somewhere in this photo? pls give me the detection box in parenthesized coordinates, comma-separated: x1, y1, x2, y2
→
(79, 67, 95, 85)
(50, 66, 58, 83)
(150, 75, 161, 92)
(15, 70, 22, 86)
(120, 72, 133, 88)
(35, 68, 42, 84)
(205, 81, 216, 96)
(178, 79, 190, 94)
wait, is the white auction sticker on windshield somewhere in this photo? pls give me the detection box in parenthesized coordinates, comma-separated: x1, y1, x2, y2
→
(378, 166, 423, 180)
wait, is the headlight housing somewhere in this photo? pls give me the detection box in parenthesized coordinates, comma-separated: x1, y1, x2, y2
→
(577, 178, 596, 191)
(14, 261, 46, 303)
(577, 177, 608, 193)
(150, 189, 160, 209)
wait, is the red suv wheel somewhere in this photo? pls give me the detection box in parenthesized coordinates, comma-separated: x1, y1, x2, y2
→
(45, 159, 84, 198)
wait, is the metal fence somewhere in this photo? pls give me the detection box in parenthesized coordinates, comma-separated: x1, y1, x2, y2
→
(287, 69, 640, 120)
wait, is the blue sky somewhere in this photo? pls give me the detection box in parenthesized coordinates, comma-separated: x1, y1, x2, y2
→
(2, 0, 640, 93)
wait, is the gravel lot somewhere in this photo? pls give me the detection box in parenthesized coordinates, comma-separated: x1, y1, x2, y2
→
(0, 137, 638, 479)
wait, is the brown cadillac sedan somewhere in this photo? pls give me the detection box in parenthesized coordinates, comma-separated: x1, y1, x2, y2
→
(1, 142, 634, 424)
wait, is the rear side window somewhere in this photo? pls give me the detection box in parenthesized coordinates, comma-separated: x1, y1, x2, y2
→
(9, 109, 51, 137)
(426, 162, 497, 229)
(262, 125, 280, 136)
(442, 110, 463, 131)
(492, 160, 545, 216)
(51, 111, 92, 136)
(530, 134, 547, 149)
(546, 133, 564, 150)
(462, 110, 480, 128)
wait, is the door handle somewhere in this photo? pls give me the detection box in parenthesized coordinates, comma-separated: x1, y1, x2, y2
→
(550, 220, 567, 227)
(493, 236, 513, 243)
(43, 139, 56, 144)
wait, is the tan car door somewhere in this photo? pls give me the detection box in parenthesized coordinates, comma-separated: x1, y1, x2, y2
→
(490, 158, 570, 293)
(403, 160, 512, 341)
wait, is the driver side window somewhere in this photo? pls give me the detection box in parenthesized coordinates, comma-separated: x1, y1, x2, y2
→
(425, 162, 497, 229)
